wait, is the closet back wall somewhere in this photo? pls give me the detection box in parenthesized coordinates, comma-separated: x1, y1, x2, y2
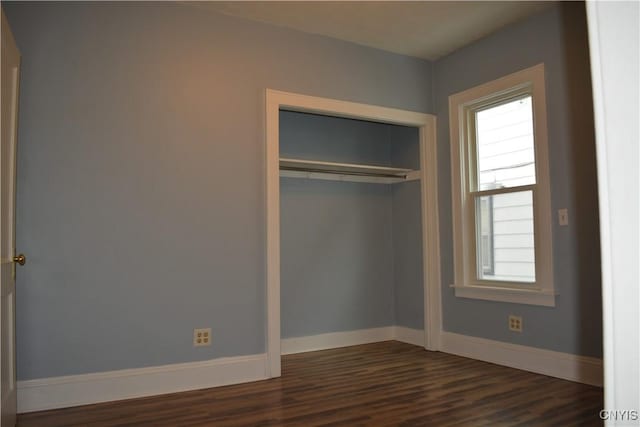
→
(280, 178, 395, 337)
(280, 112, 397, 338)
(3, 2, 433, 381)
(280, 111, 424, 337)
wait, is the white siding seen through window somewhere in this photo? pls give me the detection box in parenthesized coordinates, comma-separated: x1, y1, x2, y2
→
(475, 96, 536, 283)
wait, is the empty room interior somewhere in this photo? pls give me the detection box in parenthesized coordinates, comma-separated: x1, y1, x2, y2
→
(1, 1, 638, 426)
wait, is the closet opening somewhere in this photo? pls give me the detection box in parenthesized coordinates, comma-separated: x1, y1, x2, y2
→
(265, 90, 441, 378)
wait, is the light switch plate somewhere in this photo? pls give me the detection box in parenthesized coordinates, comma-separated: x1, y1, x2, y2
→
(558, 208, 569, 226)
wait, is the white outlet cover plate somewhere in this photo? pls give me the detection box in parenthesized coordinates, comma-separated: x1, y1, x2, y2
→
(193, 328, 212, 347)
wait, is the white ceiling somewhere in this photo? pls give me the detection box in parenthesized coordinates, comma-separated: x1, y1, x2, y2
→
(198, 1, 554, 61)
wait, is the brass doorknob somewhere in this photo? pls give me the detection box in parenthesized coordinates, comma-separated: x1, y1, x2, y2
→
(13, 254, 26, 266)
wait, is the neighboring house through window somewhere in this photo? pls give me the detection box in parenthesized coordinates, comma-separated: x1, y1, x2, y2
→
(449, 64, 555, 306)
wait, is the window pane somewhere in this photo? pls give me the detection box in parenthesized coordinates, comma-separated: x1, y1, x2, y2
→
(476, 190, 535, 283)
(476, 96, 536, 191)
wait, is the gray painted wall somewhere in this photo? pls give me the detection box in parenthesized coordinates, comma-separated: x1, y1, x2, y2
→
(280, 111, 394, 166)
(279, 111, 423, 336)
(3, 2, 433, 380)
(3, 0, 602, 382)
(392, 181, 424, 330)
(434, 3, 602, 357)
(390, 127, 423, 329)
(280, 178, 395, 337)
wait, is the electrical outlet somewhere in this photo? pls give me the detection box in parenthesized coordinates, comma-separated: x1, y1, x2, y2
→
(508, 315, 523, 332)
(193, 328, 212, 347)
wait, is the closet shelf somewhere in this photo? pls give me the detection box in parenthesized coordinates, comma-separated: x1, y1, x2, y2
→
(280, 158, 418, 184)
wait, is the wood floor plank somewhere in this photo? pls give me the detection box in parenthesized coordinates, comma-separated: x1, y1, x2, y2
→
(17, 342, 603, 427)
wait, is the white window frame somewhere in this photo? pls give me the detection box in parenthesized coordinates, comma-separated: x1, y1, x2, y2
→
(449, 63, 555, 307)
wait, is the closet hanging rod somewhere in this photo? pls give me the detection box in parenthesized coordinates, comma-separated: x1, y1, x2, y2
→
(279, 157, 414, 178)
(280, 166, 408, 179)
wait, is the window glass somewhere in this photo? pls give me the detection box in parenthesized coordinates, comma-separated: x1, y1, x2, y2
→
(475, 190, 535, 283)
(476, 96, 536, 191)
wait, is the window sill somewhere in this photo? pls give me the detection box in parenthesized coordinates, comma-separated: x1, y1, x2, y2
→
(451, 284, 556, 307)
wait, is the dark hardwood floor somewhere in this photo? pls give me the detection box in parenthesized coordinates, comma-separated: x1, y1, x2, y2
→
(18, 342, 603, 427)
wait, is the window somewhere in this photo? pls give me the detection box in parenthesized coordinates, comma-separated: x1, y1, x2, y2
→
(449, 64, 555, 306)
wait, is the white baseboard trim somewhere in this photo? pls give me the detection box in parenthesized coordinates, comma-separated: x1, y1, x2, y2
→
(19, 330, 598, 413)
(281, 327, 395, 355)
(281, 326, 425, 355)
(440, 332, 603, 387)
(17, 353, 268, 414)
(393, 326, 425, 347)
(19, 327, 424, 413)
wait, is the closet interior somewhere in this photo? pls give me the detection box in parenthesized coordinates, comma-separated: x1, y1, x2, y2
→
(279, 110, 425, 346)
